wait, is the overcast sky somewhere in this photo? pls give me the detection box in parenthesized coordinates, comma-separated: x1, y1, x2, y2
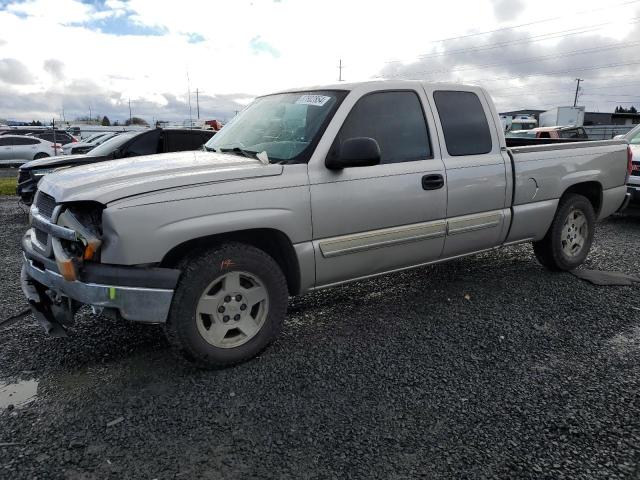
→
(0, 0, 639, 123)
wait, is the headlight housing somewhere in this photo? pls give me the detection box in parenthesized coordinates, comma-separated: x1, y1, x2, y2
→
(53, 202, 104, 280)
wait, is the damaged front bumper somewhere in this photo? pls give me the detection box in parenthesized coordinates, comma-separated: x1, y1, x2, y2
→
(21, 230, 180, 335)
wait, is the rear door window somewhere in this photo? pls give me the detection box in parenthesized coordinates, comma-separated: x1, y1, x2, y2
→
(433, 90, 492, 156)
(336, 90, 431, 164)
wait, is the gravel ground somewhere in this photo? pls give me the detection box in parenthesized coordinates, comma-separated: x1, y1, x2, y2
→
(1, 195, 639, 479)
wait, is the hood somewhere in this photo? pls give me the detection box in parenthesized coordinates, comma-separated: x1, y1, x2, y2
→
(21, 153, 104, 170)
(39, 150, 283, 204)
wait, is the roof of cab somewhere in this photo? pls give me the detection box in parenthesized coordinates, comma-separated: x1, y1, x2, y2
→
(272, 79, 482, 95)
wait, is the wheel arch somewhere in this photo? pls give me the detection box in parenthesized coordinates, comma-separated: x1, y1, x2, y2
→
(561, 180, 603, 216)
(160, 228, 302, 296)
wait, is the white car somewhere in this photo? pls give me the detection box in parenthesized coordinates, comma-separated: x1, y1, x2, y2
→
(0, 135, 62, 165)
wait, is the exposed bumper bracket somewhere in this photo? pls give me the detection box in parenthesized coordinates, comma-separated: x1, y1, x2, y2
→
(22, 255, 176, 325)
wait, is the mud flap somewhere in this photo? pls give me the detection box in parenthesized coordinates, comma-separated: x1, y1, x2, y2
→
(20, 266, 69, 338)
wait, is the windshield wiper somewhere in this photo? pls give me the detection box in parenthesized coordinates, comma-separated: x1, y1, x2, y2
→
(219, 146, 259, 159)
(203, 145, 216, 152)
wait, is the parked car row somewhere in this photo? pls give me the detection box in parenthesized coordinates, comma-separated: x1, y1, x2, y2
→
(17, 127, 216, 204)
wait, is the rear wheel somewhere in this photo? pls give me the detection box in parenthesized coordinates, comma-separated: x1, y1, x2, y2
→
(533, 193, 596, 271)
(165, 242, 288, 368)
(33, 153, 49, 160)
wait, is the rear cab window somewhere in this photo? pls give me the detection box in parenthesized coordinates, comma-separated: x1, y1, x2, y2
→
(433, 90, 492, 156)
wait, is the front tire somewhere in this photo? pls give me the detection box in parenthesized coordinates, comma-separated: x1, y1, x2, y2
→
(165, 242, 288, 368)
(533, 193, 596, 271)
(33, 153, 49, 160)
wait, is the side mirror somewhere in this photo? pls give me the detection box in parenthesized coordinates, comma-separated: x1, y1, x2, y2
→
(326, 137, 381, 170)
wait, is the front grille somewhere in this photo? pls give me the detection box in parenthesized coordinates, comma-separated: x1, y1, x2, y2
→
(34, 228, 48, 246)
(35, 192, 57, 219)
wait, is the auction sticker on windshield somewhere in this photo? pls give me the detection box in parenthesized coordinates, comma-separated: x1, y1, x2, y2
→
(295, 95, 331, 107)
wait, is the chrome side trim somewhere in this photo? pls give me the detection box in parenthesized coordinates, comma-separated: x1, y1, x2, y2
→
(447, 211, 503, 235)
(319, 220, 446, 258)
(318, 210, 505, 258)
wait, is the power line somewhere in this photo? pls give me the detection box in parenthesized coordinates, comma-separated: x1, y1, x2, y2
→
(386, 18, 640, 64)
(491, 80, 640, 94)
(472, 61, 640, 83)
(382, 38, 640, 79)
(416, 0, 640, 46)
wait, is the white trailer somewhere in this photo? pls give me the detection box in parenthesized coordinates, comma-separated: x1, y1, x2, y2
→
(539, 106, 585, 128)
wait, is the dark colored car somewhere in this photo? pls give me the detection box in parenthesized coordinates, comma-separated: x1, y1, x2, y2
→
(29, 131, 78, 145)
(17, 128, 216, 204)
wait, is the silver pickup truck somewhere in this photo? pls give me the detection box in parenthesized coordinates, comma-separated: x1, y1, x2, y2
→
(20, 81, 632, 368)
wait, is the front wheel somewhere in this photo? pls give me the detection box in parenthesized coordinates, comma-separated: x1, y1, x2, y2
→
(33, 153, 49, 160)
(165, 242, 288, 368)
(533, 193, 596, 271)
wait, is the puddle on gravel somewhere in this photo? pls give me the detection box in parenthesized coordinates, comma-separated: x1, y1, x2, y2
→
(0, 380, 38, 409)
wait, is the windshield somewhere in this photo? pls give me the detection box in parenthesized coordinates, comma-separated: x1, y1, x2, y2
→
(94, 132, 117, 145)
(81, 133, 104, 143)
(204, 90, 347, 163)
(87, 131, 138, 156)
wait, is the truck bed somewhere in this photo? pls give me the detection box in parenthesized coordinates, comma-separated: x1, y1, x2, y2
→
(504, 139, 629, 244)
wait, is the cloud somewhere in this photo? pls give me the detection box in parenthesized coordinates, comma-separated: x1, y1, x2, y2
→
(44, 59, 65, 80)
(0, 58, 33, 84)
(377, 18, 640, 112)
(0, 81, 251, 123)
(249, 36, 280, 58)
(185, 32, 205, 44)
(491, 0, 525, 22)
(1, 0, 639, 121)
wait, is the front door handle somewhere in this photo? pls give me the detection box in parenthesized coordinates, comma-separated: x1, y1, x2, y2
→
(422, 174, 444, 190)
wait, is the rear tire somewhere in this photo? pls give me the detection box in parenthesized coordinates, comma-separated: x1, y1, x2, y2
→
(165, 242, 288, 368)
(532, 193, 596, 271)
(33, 153, 49, 160)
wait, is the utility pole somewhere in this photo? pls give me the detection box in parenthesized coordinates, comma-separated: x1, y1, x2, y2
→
(196, 88, 200, 119)
(128, 98, 132, 124)
(88, 105, 92, 122)
(573, 78, 583, 107)
(52, 118, 58, 156)
(338, 59, 344, 82)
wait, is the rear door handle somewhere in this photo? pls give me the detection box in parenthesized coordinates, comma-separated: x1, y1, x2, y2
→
(422, 174, 444, 190)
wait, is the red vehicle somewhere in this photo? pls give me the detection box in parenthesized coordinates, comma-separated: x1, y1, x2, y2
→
(507, 126, 588, 139)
